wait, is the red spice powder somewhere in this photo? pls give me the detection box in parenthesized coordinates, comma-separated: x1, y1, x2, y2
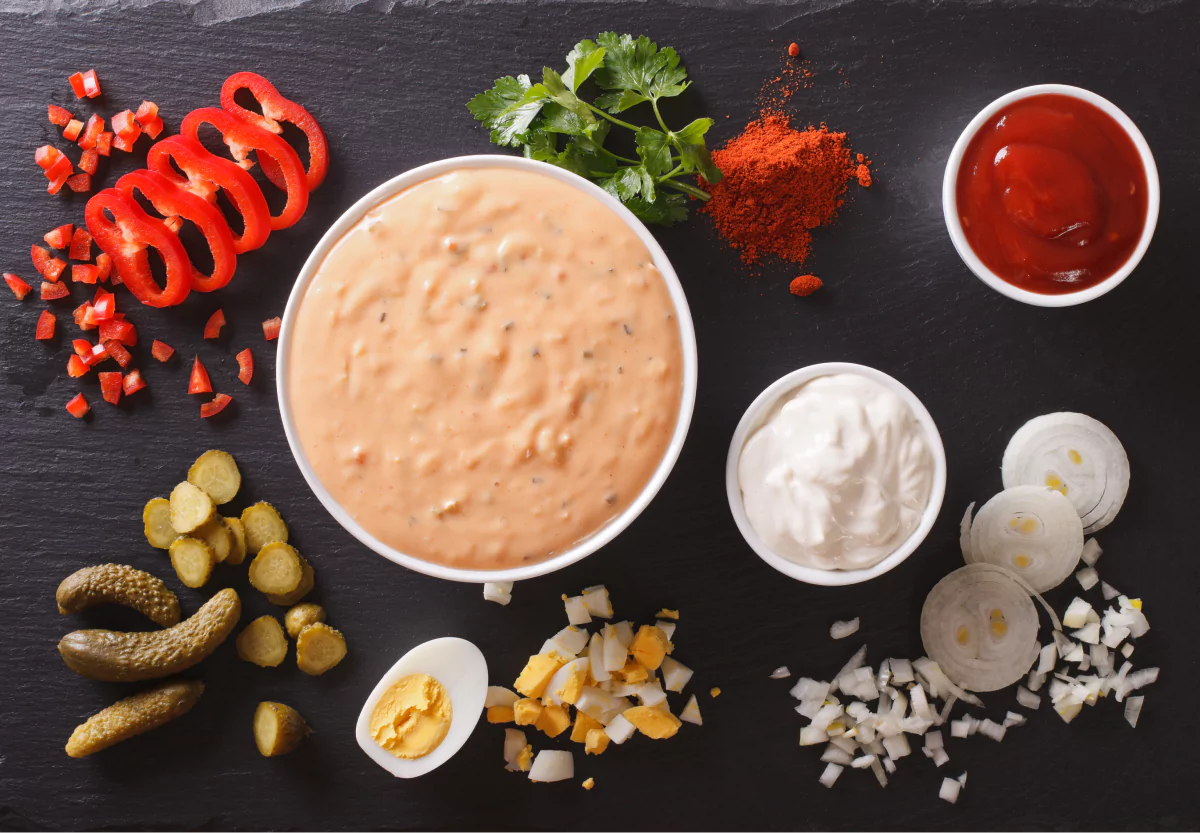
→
(790, 274, 823, 296)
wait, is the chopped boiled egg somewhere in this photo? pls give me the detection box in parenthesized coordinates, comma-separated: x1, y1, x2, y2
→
(528, 749, 573, 782)
(629, 625, 670, 670)
(623, 705, 682, 739)
(656, 608, 680, 620)
(680, 694, 702, 725)
(582, 586, 613, 618)
(514, 654, 565, 699)
(483, 582, 513, 605)
(563, 594, 592, 625)
(582, 777, 595, 790)
(660, 657, 694, 693)
(535, 704, 571, 738)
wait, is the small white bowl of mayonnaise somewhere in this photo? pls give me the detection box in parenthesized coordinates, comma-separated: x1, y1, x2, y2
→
(726, 363, 946, 586)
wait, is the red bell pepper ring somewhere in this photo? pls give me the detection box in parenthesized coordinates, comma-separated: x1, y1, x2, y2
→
(122, 369, 147, 396)
(70, 227, 93, 261)
(181, 107, 308, 230)
(43, 225, 72, 249)
(35, 309, 56, 339)
(147, 135, 271, 253)
(262, 316, 281, 341)
(115, 169, 239, 293)
(78, 114, 105, 150)
(189, 356, 212, 394)
(4, 273, 32, 300)
(98, 372, 123, 405)
(220, 72, 329, 192)
(105, 339, 132, 368)
(48, 104, 73, 126)
(151, 339, 175, 362)
(85, 189, 193, 308)
(200, 393, 232, 419)
(65, 393, 90, 418)
(236, 348, 253, 385)
(41, 281, 69, 301)
(204, 309, 226, 339)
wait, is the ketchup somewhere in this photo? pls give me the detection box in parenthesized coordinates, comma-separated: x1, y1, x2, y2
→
(956, 94, 1148, 295)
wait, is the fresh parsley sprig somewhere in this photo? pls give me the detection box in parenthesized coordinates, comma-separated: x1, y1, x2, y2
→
(467, 33, 723, 226)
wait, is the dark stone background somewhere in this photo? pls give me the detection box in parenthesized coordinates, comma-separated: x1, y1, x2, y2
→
(1, 1, 1196, 829)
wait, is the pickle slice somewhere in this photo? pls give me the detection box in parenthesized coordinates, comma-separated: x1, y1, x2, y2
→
(187, 450, 241, 505)
(143, 498, 177, 550)
(170, 481, 216, 534)
(225, 517, 248, 566)
(241, 502, 288, 555)
(248, 543, 306, 595)
(266, 562, 314, 607)
(296, 622, 346, 676)
(254, 701, 310, 756)
(194, 518, 234, 564)
(169, 537, 215, 588)
(237, 615, 288, 667)
(284, 603, 325, 638)
(66, 679, 205, 758)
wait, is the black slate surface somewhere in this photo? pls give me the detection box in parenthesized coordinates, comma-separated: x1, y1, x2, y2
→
(1, 1, 1198, 830)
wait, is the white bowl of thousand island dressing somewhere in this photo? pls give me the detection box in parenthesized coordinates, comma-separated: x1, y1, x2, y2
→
(278, 156, 697, 583)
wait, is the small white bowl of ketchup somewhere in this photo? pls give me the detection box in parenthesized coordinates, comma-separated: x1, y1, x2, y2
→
(943, 84, 1159, 307)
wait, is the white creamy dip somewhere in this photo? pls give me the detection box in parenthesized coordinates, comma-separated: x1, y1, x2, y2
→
(737, 373, 933, 570)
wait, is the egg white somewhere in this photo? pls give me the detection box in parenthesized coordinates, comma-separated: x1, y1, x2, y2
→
(355, 637, 488, 778)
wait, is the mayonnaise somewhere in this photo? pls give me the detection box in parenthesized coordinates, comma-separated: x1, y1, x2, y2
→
(737, 373, 933, 570)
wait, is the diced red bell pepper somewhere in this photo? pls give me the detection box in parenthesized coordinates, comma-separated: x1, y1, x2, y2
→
(221, 72, 329, 192)
(84, 342, 108, 367)
(73, 303, 95, 330)
(4, 273, 32, 300)
(83, 304, 102, 327)
(71, 264, 100, 284)
(41, 281, 69, 301)
(79, 149, 99, 176)
(99, 317, 136, 345)
(48, 104, 73, 127)
(98, 371, 122, 404)
(68, 72, 87, 98)
(142, 117, 165, 140)
(189, 356, 212, 394)
(63, 119, 84, 141)
(47, 169, 72, 195)
(204, 309, 226, 339)
(122, 369, 146, 396)
(96, 132, 113, 157)
(182, 107, 308, 231)
(69, 227, 93, 261)
(44, 225, 73, 249)
(67, 355, 90, 377)
(35, 145, 63, 171)
(200, 393, 232, 419)
(262, 316, 281, 341)
(35, 309, 56, 339)
(33, 245, 67, 282)
(95, 253, 113, 283)
(66, 173, 92, 193)
(72, 339, 91, 358)
(81, 70, 101, 98)
(147, 135, 271, 253)
(85, 189, 193, 308)
(151, 339, 175, 362)
(236, 348, 253, 385)
(65, 392, 89, 418)
(136, 101, 159, 124)
(110, 270, 122, 286)
(33, 244, 53, 272)
(112, 110, 140, 140)
(105, 339, 132, 368)
(78, 114, 105, 151)
(92, 289, 115, 319)
(112, 134, 136, 153)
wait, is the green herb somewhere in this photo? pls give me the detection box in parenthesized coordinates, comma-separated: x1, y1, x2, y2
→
(467, 33, 723, 226)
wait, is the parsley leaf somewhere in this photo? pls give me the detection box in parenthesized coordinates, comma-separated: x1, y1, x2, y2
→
(593, 33, 689, 102)
(563, 40, 606, 93)
(466, 75, 543, 146)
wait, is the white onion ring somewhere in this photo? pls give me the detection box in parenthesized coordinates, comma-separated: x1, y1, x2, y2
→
(968, 486, 1084, 592)
(921, 564, 1041, 692)
(1001, 412, 1130, 534)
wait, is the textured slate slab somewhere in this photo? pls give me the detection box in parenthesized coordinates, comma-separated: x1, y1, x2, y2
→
(0, 1, 1196, 830)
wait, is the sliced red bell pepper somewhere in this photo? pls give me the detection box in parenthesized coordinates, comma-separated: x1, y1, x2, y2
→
(4, 273, 32, 300)
(92, 289, 115, 319)
(142, 117, 165, 140)
(78, 114, 105, 150)
(48, 104, 73, 127)
(95, 253, 113, 283)
(68, 72, 87, 98)
(112, 110, 140, 140)
(35, 309, 56, 339)
(43, 225, 73, 249)
(98, 371, 122, 404)
(41, 281, 69, 301)
(200, 393, 232, 418)
(79, 69, 101, 98)
(122, 369, 146, 396)
(181, 107, 308, 230)
(99, 317, 136, 346)
(63, 119, 84, 141)
(67, 355, 90, 377)
(221, 72, 329, 192)
(136, 101, 159, 124)
(115, 169, 238, 293)
(79, 149, 99, 176)
(262, 316, 281, 341)
(70, 227, 93, 261)
(151, 339, 175, 362)
(147, 135, 271, 253)
(66, 173, 92, 193)
(235, 348, 253, 385)
(96, 132, 113, 157)
(189, 356, 212, 394)
(65, 392, 89, 418)
(84, 189, 192, 308)
(35, 145, 63, 171)
(71, 264, 100, 284)
(204, 309, 226, 339)
(105, 339, 132, 368)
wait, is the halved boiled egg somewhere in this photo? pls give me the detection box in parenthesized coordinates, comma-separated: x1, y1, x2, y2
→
(355, 637, 488, 778)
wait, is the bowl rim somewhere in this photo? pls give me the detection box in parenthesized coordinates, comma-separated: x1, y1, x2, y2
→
(942, 83, 1160, 308)
(276, 154, 699, 584)
(725, 362, 947, 586)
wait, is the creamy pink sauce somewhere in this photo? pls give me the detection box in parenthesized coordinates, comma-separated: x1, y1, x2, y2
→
(288, 167, 684, 570)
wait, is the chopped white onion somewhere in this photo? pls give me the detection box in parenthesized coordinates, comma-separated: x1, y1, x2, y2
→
(796, 698, 825, 719)
(1124, 695, 1144, 728)
(819, 763, 843, 788)
(1076, 567, 1100, 591)
(871, 757, 889, 787)
(932, 747, 950, 767)
(483, 582, 513, 605)
(821, 745, 854, 766)
(680, 694, 702, 726)
(831, 618, 861, 640)
(1062, 643, 1085, 663)
(883, 757, 897, 774)
(890, 658, 915, 684)
(563, 595, 591, 625)
(485, 686, 519, 708)
(882, 734, 911, 760)
(960, 502, 976, 560)
(1071, 622, 1100, 645)
(967, 486, 1084, 592)
(851, 755, 876, 769)
(800, 725, 829, 747)
(939, 777, 961, 804)
(1121, 643, 1134, 658)
(581, 585, 613, 618)
(830, 645, 869, 692)
(1063, 598, 1093, 629)
(977, 719, 1006, 742)
(1080, 538, 1102, 567)
(1002, 711, 1026, 728)
(811, 704, 844, 732)
(1101, 581, 1121, 601)
(1015, 686, 1042, 710)
(1027, 670, 1045, 692)
(923, 730, 944, 750)
(790, 677, 831, 702)
(769, 666, 791, 680)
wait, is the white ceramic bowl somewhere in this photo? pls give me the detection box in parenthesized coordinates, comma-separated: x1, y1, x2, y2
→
(942, 84, 1160, 307)
(725, 362, 947, 586)
(277, 155, 698, 584)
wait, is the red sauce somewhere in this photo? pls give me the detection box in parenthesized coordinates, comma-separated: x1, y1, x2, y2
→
(956, 94, 1148, 294)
